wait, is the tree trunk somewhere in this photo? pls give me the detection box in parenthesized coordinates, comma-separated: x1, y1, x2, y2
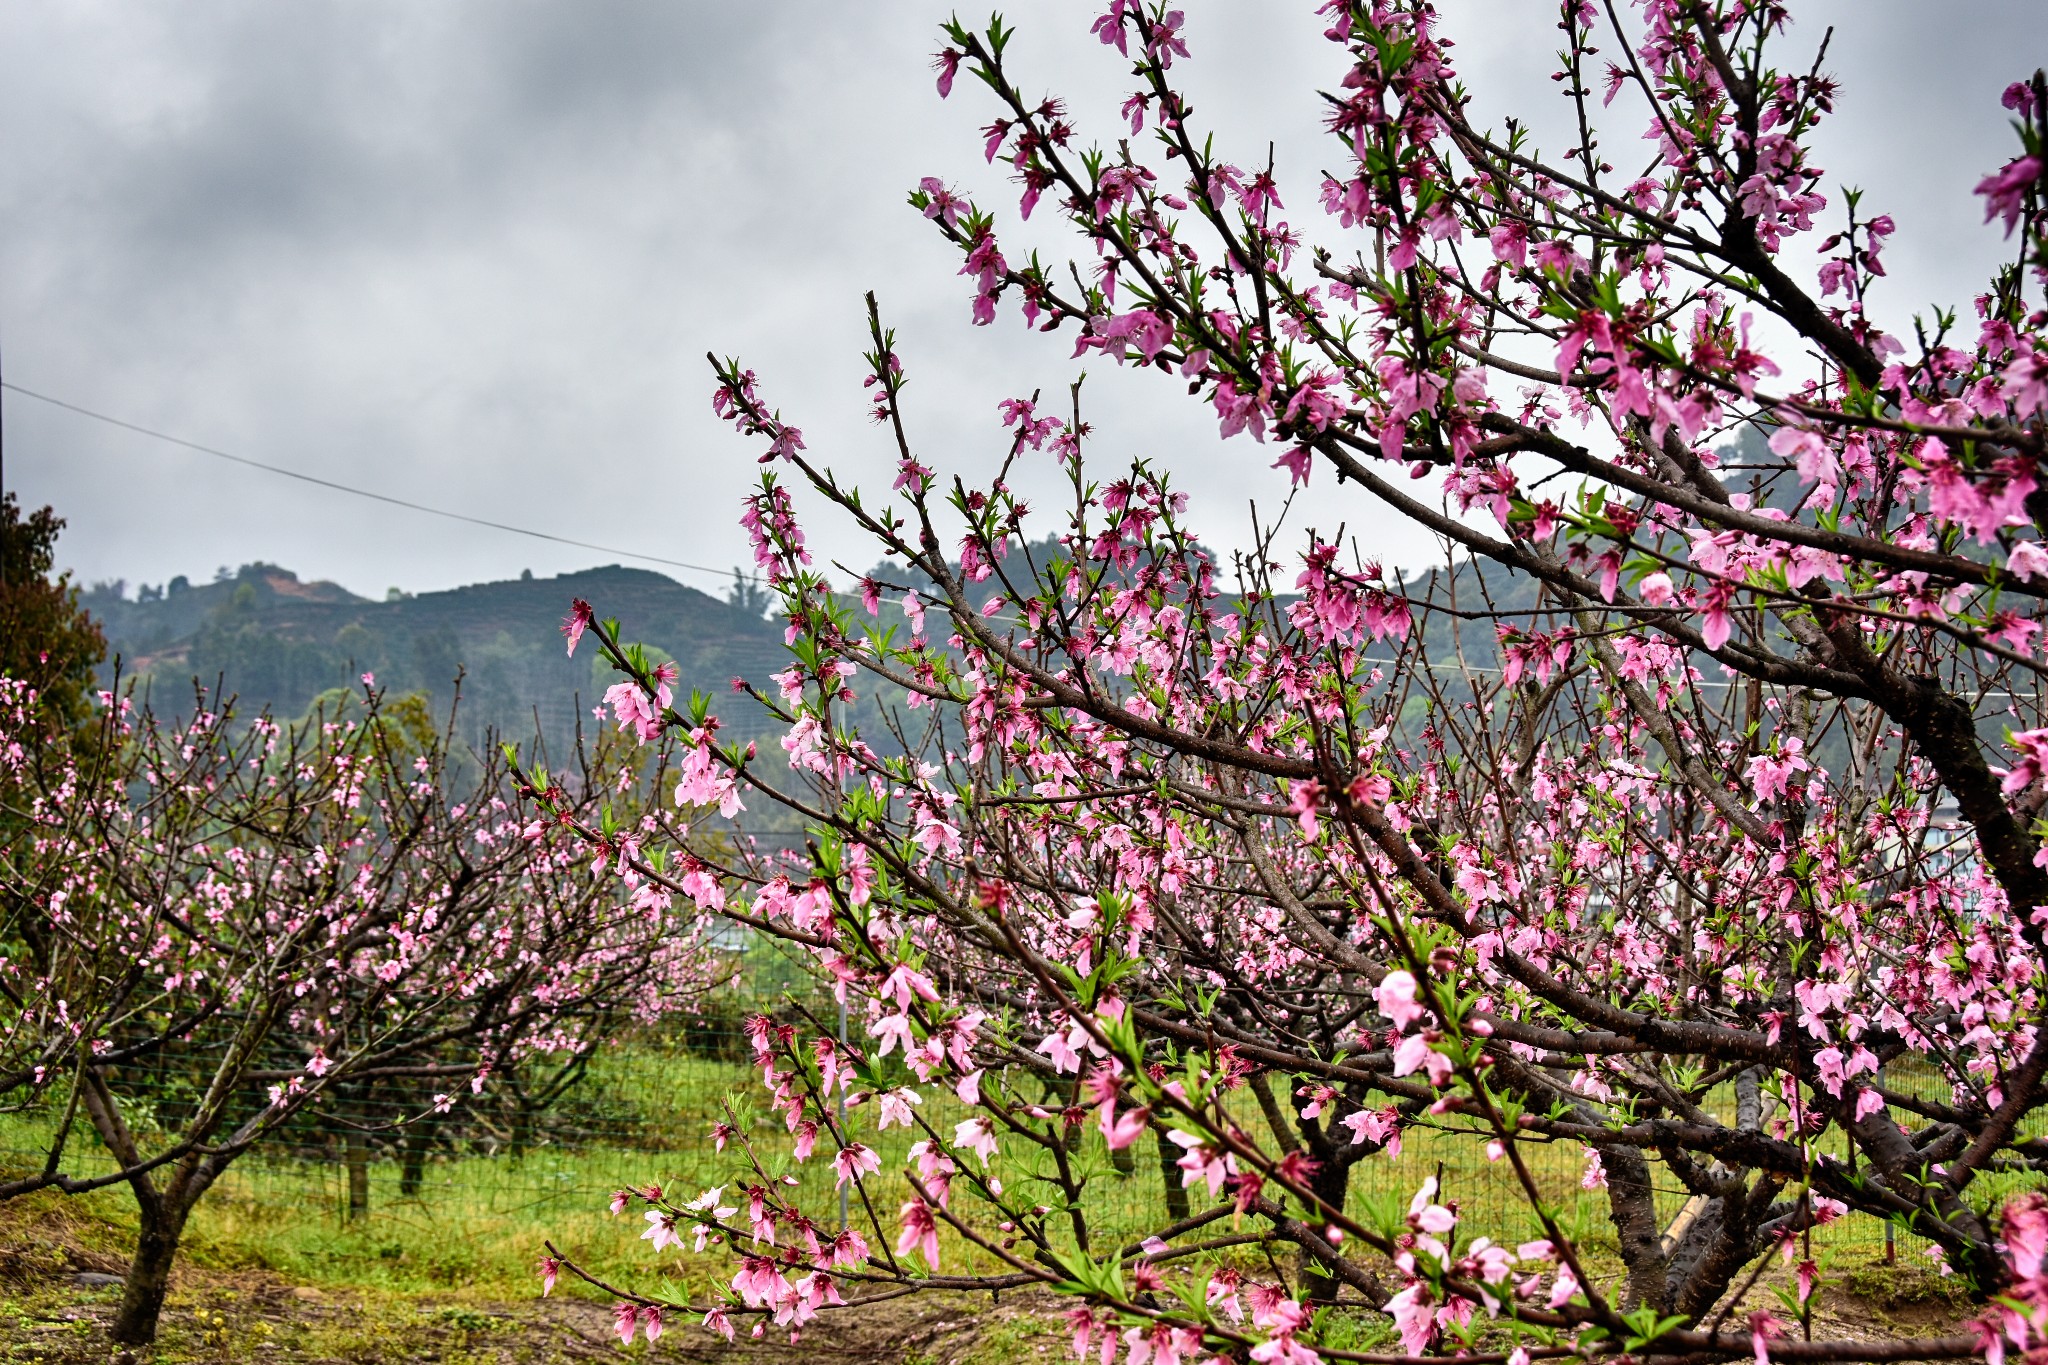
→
(510, 1100, 536, 1160)
(1108, 1137, 1136, 1177)
(1299, 1159, 1353, 1304)
(111, 1204, 186, 1345)
(1155, 1125, 1189, 1223)
(399, 1119, 433, 1197)
(1603, 1145, 1671, 1311)
(345, 1128, 370, 1220)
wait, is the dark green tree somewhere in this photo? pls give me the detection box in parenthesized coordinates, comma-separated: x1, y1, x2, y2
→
(0, 494, 106, 727)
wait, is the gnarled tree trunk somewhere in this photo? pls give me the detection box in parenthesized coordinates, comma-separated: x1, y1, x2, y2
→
(399, 1117, 435, 1197)
(1298, 1157, 1354, 1305)
(345, 1127, 371, 1221)
(1155, 1125, 1189, 1223)
(111, 1201, 188, 1345)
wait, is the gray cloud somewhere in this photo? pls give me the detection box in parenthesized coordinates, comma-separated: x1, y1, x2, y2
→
(3, 2, 2042, 600)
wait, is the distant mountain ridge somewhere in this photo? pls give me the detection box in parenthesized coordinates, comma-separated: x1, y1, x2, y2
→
(88, 564, 369, 671)
(84, 563, 788, 754)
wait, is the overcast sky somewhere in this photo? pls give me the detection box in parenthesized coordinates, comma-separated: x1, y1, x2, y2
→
(3, 2, 2042, 602)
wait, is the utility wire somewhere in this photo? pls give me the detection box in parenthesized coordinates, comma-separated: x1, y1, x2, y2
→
(1, 380, 755, 584)
(41, 385, 2025, 701)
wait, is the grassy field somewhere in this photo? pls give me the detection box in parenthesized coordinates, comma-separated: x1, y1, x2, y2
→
(0, 1040, 2014, 1363)
(0, 1044, 1982, 1294)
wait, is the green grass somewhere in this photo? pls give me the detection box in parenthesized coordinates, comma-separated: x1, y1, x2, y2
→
(0, 1047, 765, 1300)
(0, 1042, 2007, 1308)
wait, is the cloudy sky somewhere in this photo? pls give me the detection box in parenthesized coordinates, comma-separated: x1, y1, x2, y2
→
(3, 1, 2042, 602)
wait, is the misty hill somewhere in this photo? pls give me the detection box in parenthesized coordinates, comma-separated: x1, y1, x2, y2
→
(84, 563, 788, 755)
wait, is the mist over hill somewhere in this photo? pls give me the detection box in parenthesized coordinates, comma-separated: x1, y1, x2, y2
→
(84, 562, 788, 756)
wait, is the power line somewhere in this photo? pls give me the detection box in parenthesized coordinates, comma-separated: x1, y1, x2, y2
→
(1, 380, 754, 584)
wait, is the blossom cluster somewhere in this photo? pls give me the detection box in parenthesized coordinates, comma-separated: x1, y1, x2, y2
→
(539, 4, 2048, 1362)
